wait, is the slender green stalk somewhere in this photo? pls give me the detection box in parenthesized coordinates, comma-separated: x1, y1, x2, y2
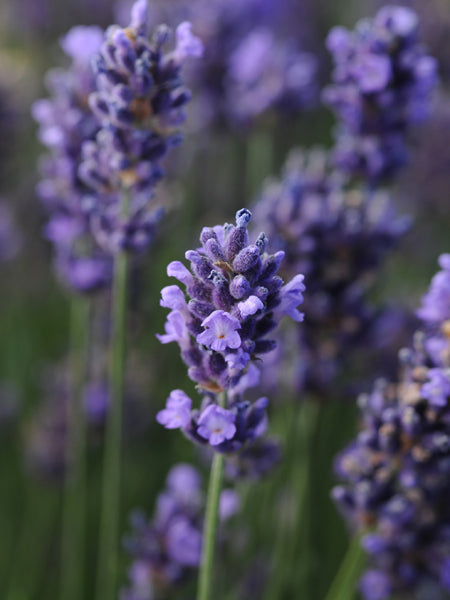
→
(324, 535, 366, 600)
(96, 248, 129, 600)
(60, 296, 91, 600)
(289, 399, 320, 598)
(197, 392, 227, 600)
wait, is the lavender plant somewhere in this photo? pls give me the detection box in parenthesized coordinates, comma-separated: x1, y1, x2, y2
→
(82, 3, 203, 598)
(33, 25, 111, 293)
(252, 148, 409, 398)
(156, 207, 305, 600)
(120, 463, 239, 599)
(323, 5, 438, 183)
(333, 254, 450, 600)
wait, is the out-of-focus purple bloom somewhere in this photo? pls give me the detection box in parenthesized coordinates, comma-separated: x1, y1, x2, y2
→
(33, 25, 112, 293)
(360, 570, 392, 600)
(121, 463, 238, 597)
(252, 148, 409, 396)
(226, 438, 282, 480)
(79, 0, 203, 254)
(156, 389, 192, 429)
(323, 6, 438, 181)
(226, 27, 317, 125)
(333, 254, 450, 599)
(421, 368, 450, 407)
(84, 381, 109, 424)
(60, 25, 105, 63)
(417, 254, 450, 325)
(219, 489, 240, 520)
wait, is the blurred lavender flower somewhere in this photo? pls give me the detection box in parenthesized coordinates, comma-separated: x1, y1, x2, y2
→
(225, 27, 317, 126)
(121, 463, 238, 598)
(23, 364, 148, 483)
(252, 148, 409, 396)
(156, 208, 304, 454)
(333, 254, 450, 599)
(79, 0, 203, 253)
(323, 5, 438, 182)
(32, 25, 112, 293)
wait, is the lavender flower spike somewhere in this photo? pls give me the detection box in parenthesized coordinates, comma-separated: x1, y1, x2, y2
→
(333, 254, 450, 599)
(324, 6, 438, 181)
(79, 0, 203, 253)
(121, 463, 239, 598)
(156, 208, 304, 461)
(158, 207, 305, 395)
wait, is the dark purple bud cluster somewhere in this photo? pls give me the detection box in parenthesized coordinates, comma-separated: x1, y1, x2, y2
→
(79, 0, 202, 253)
(252, 149, 409, 396)
(32, 25, 112, 293)
(333, 254, 450, 600)
(120, 463, 239, 598)
(156, 208, 304, 457)
(323, 5, 438, 182)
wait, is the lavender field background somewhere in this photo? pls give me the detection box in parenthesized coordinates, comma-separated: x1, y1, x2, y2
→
(0, 0, 449, 599)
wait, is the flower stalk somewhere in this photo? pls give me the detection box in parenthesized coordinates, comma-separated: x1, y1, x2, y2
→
(96, 245, 128, 600)
(60, 296, 91, 600)
(197, 390, 226, 600)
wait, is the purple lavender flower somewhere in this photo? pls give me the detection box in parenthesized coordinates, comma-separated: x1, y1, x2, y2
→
(225, 27, 317, 125)
(156, 208, 304, 457)
(196, 404, 237, 445)
(197, 311, 242, 352)
(251, 148, 409, 396)
(417, 254, 450, 325)
(155, 389, 192, 429)
(33, 25, 112, 293)
(333, 254, 450, 599)
(158, 208, 304, 394)
(78, 0, 203, 253)
(121, 463, 238, 597)
(323, 6, 438, 181)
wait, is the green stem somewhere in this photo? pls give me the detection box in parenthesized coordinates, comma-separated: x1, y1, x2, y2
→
(60, 296, 91, 600)
(324, 535, 366, 600)
(197, 393, 227, 600)
(290, 400, 321, 598)
(96, 249, 128, 600)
